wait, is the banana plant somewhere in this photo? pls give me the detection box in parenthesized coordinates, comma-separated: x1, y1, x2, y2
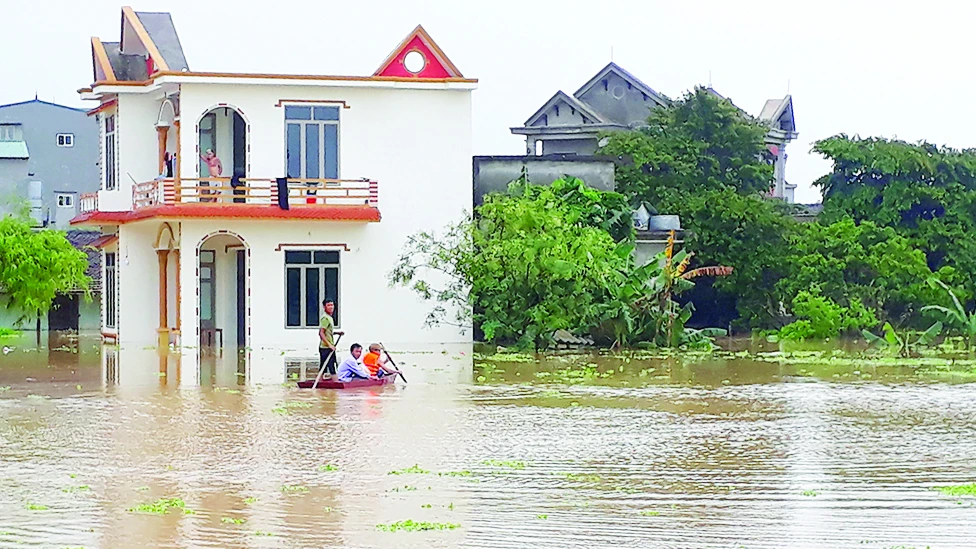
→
(862, 321, 943, 358)
(921, 277, 976, 350)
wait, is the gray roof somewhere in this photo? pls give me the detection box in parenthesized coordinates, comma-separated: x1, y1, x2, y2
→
(574, 62, 670, 107)
(103, 41, 149, 81)
(66, 230, 103, 292)
(135, 11, 189, 72)
(523, 90, 609, 127)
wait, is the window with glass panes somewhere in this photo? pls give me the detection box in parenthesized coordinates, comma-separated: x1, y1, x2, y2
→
(284, 106, 339, 180)
(104, 115, 117, 190)
(105, 252, 117, 328)
(285, 250, 340, 328)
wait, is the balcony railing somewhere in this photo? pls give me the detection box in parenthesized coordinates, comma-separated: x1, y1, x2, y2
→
(80, 192, 99, 213)
(131, 178, 379, 209)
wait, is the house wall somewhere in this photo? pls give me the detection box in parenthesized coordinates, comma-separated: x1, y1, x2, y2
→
(541, 137, 598, 156)
(105, 81, 472, 352)
(98, 94, 162, 212)
(0, 101, 99, 227)
(472, 155, 615, 206)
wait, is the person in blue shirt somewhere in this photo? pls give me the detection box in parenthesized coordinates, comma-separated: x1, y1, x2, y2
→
(337, 343, 375, 382)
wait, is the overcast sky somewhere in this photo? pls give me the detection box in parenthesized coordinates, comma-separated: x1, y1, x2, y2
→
(4, 0, 974, 203)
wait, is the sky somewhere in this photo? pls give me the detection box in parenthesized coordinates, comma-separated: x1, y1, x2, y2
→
(4, 0, 976, 204)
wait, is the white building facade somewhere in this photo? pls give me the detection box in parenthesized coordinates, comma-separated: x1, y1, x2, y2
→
(75, 8, 475, 372)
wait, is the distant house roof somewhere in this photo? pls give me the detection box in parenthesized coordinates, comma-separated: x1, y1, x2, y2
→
(0, 99, 88, 113)
(66, 230, 103, 292)
(574, 62, 670, 107)
(0, 141, 29, 159)
(759, 95, 796, 134)
(523, 90, 608, 127)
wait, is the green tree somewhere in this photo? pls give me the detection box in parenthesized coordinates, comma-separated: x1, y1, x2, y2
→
(392, 178, 633, 350)
(601, 87, 775, 206)
(778, 217, 953, 326)
(0, 216, 91, 334)
(814, 135, 976, 293)
(599, 88, 792, 328)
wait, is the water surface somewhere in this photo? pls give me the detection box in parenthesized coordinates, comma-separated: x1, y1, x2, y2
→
(0, 334, 974, 548)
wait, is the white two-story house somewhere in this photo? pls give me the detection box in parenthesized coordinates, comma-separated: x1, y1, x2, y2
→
(74, 7, 475, 371)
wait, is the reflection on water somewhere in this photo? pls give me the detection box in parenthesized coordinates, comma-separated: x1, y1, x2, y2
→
(0, 333, 974, 548)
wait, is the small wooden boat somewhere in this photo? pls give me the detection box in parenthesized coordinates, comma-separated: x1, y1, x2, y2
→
(297, 376, 395, 389)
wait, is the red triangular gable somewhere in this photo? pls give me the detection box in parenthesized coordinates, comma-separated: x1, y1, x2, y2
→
(374, 25, 464, 79)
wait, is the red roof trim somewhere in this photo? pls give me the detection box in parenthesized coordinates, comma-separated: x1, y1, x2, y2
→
(71, 205, 381, 225)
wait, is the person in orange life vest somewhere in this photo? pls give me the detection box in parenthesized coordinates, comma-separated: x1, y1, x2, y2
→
(362, 343, 399, 378)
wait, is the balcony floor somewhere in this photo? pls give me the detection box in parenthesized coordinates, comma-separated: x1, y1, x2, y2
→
(71, 204, 381, 226)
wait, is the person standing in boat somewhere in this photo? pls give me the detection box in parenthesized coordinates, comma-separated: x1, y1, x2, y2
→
(337, 343, 374, 382)
(319, 300, 343, 381)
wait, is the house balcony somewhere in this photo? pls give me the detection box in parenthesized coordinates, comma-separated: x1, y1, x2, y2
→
(73, 178, 381, 225)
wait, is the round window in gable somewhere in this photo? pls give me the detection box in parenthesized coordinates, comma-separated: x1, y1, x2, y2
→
(611, 84, 626, 99)
(403, 50, 426, 74)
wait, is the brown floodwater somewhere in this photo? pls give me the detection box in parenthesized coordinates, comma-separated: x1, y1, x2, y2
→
(1, 333, 975, 548)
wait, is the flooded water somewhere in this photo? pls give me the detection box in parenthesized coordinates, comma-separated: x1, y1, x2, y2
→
(1, 333, 975, 548)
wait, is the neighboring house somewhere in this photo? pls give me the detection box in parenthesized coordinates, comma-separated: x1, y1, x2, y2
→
(0, 99, 100, 227)
(73, 8, 475, 366)
(510, 62, 799, 202)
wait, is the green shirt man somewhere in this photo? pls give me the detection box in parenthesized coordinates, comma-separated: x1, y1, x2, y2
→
(318, 300, 343, 378)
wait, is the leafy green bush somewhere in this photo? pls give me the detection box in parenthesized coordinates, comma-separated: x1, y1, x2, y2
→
(779, 290, 878, 340)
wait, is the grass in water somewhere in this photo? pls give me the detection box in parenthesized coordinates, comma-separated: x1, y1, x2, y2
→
(389, 464, 430, 475)
(25, 503, 48, 511)
(376, 520, 460, 532)
(253, 530, 274, 536)
(481, 459, 526, 469)
(639, 510, 660, 516)
(438, 470, 472, 477)
(801, 490, 820, 497)
(557, 472, 602, 482)
(0, 386, 11, 392)
(62, 485, 91, 493)
(317, 464, 339, 472)
(536, 514, 548, 520)
(933, 483, 976, 497)
(0, 327, 18, 338)
(221, 517, 246, 525)
(280, 485, 309, 494)
(127, 498, 185, 514)
(388, 485, 418, 492)
(243, 497, 258, 505)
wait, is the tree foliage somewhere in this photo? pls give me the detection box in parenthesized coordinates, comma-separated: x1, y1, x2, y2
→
(601, 87, 775, 206)
(814, 135, 976, 291)
(0, 216, 91, 325)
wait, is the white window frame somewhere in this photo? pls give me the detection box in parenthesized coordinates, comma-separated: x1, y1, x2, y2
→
(104, 251, 118, 329)
(283, 249, 341, 329)
(283, 104, 341, 181)
(104, 114, 117, 191)
(57, 133, 74, 147)
(0, 124, 22, 142)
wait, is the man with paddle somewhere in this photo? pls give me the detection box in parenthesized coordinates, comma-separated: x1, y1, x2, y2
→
(318, 300, 344, 381)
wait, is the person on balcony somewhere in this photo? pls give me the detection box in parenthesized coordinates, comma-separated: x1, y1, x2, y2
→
(200, 149, 222, 202)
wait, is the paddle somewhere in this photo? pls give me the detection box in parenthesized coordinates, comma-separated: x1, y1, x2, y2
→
(380, 343, 407, 383)
(310, 333, 343, 389)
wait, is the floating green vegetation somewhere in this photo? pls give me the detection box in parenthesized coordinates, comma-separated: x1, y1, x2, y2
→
(933, 483, 976, 497)
(481, 459, 526, 469)
(474, 352, 535, 363)
(639, 510, 660, 516)
(421, 503, 432, 508)
(135, 486, 150, 491)
(221, 517, 246, 525)
(317, 464, 339, 472)
(323, 506, 334, 513)
(476, 375, 487, 383)
(279, 485, 309, 494)
(127, 498, 185, 514)
(536, 514, 548, 520)
(389, 464, 430, 475)
(243, 497, 258, 505)
(253, 530, 274, 536)
(26, 394, 47, 400)
(388, 485, 418, 492)
(271, 407, 289, 415)
(801, 490, 820, 497)
(62, 485, 91, 493)
(557, 472, 602, 482)
(0, 327, 18, 337)
(375, 520, 460, 532)
(25, 503, 48, 511)
(281, 401, 313, 409)
(438, 470, 472, 477)
(0, 386, 10, 392)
